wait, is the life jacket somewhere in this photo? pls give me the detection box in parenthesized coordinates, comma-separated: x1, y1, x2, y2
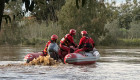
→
(60, 34, 72, 47)
(43, 40, 54, 55)
(84, 37, 93, 49)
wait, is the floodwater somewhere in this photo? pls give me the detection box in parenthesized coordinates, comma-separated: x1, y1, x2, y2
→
(0, 46, 140, 80)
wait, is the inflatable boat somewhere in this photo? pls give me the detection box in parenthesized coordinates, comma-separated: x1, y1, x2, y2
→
(24, 52, 44, 63)
(24, 43, 59, 63)
(64, 49, 100, 65)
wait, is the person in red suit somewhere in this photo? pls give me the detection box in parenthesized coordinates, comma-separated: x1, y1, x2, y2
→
(59, 29, 77, 59)
(43, 34, 58, 56)
(74, 30, 95, 53)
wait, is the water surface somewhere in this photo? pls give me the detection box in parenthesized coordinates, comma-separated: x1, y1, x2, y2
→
(0, 46, 140, 80)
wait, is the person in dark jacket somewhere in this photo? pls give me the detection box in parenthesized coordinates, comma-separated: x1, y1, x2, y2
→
(43, 34, 58, 56)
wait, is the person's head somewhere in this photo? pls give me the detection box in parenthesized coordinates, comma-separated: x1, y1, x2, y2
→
(81, 30, 88, 37)
(69, 29, 76, 36)
(51, 34, 58, 42)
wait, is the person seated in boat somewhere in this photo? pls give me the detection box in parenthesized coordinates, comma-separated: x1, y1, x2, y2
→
(74, 30, 95, 53)
(43, 34, 58, 56)
(59, 29, 77, 58)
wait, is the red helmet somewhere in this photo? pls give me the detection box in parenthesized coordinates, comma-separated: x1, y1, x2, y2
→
(70, 29, 76, 35)
(81, 30, 88, 35)
(51, 34, 58, 40)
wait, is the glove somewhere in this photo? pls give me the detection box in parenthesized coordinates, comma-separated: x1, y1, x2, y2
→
(75, 44, 77, 48)
(42, 51, 47, 56)
(70, 48, 74, 53)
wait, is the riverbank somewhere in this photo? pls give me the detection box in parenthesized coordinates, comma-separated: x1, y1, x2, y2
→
(119, 38, 140, 46)
(99, 38, 140, 47)
(1, 38, 140, 47)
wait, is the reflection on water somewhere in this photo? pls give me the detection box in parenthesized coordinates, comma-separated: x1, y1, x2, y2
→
(99, 48, 140, 64)
(0, 46, 140, 80)
(0, 45, 44, 61)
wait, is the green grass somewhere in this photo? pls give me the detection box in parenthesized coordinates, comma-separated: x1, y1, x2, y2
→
(99, 34, 140, 47)
(0, 20, 63, 45)
(119, 38, 140, 46)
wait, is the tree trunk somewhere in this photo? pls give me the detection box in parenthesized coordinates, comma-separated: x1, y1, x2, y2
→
(0, 0, 5, 31)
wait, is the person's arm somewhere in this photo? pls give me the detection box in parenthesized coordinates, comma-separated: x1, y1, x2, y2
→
(91, 38, 95, 47)
(67, 35, 77, 47)
(43, 41, 49, 52)
(78, 38, 84, 49)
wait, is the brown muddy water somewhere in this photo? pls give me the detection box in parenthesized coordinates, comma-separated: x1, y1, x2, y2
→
(0, 46, 140, 80)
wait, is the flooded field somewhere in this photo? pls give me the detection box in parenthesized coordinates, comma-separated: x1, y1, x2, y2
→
(0, 46, 140, 80)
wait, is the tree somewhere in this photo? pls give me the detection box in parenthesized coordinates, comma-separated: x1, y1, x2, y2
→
(0, 0, 34, 31)
(31, 0, 65, 22)
(5, 0, 23, 21)
(75, 0, 86, 9)
(58, 0, 108, 43)
(0, 0, 89, 31)
(0, 0, 5, 30)
(129, 21, 140, 39)
(104, 0, 140, 39)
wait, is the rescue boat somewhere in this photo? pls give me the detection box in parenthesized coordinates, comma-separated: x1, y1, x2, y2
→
(64, 49, 100, 65)
(24, 43, 59, 63)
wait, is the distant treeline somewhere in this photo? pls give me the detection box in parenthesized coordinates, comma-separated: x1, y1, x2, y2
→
(0, 0, 140, 46)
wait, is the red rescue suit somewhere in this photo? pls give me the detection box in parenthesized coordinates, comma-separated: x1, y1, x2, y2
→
(43, 40, 53, 56)
(75, 36, 95, 53)
(60, 34, 77, 52)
